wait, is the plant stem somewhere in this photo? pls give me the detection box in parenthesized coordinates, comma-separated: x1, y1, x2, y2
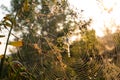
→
(0, 24, 13, 78)
(0, 12, 17, 78)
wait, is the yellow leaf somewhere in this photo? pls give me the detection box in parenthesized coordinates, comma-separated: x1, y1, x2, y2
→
(3, 14, 11, 21)
(9, 41, 23, 47)
(0, 55, 4, 59)
(52, 0, 56, 3)
(33, 44, 41, 53)
(23, 0, 29, 11)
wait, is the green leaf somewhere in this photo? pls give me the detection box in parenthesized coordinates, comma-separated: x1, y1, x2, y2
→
(0, 35, 5, 38)
(5, 22, 12, 27)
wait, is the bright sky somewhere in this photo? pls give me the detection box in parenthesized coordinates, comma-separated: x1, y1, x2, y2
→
(69, 0, 120, 37)
(1, 0, 120, 55)
(0, 0, 11, 20)
(0, 0, 11, 55)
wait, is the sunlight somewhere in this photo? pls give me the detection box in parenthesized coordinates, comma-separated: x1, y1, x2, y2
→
(69, 0, 120, 37)
(102, 0, 115, 10)
(1, 0, 120, 55)
(69, 35, 78, 42)
(69, 33, 81, 44)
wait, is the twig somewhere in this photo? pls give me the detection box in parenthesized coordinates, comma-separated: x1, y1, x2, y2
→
(5, 27, 20, 39)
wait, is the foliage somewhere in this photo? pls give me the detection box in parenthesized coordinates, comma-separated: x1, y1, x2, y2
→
(0, 0, 120, 80)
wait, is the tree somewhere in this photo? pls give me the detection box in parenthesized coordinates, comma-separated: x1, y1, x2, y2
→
(9, 0, 80, 79)
(1, 0, 120, 80)
(9, 0, 104, 79)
